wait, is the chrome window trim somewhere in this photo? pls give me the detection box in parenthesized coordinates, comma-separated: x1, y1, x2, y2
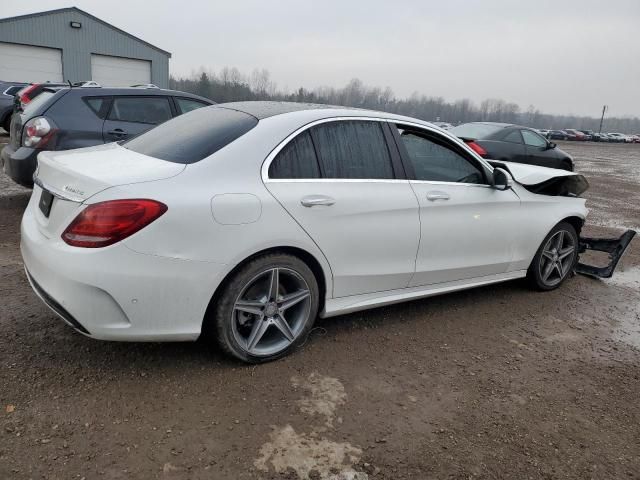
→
(265, 178, 410, 184)
(261, 116, 494, 183)
(409, 180, 494, 188)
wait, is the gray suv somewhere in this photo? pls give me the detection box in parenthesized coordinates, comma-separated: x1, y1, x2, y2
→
(1, 86, 213, 186)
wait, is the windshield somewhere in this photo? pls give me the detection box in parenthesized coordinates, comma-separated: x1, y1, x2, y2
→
(124, 106, 258, 164)
(449, 123, 503, 139)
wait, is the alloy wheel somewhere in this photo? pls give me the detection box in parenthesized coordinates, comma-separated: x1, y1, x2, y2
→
(231, 267, 311, 357)
(538, 230, 576, 287)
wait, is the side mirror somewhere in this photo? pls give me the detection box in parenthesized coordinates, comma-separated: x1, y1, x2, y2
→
(492, 167, 512, 191)
(547, 142, 556, 150)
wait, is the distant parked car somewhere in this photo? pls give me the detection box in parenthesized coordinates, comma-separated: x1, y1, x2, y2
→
(1, 86, 214, 186)
(449, 122, 574, 170)
(537, 129, 550, 137)
(563, 129, 587, 141)
(548, 130, 569, 140)
(607, 133, 628, 143)
(597, 133, 610, 142)
(577, 130, 594, 141)
(630, 135, 640, 143)
(0, 81, 27, 132)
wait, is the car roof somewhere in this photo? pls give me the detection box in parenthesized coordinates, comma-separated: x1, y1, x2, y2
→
(463, 121, 515, 128)
(216, 101, 356, 120)
(213, 101, 439, 127)
(44, 86, 213, 103)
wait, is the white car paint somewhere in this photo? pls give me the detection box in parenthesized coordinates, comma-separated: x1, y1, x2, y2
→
(494, 160, 578, 185)
(21, 103, 588, 343)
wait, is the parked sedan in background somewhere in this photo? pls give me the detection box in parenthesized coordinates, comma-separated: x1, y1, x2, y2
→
(1, 85, 214, 186)
(548, 130, 569, 140)
(577, 130, 593, 141)
(22, 101, 608, 363)
(0, 80, 27, 132)
(607, 133, 628, 143)
(449, 122, 574, 170)
(563, 129, 587, 141)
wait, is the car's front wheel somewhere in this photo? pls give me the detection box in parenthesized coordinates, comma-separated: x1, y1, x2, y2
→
(212, 253, 319, 363)
(527, 222, 578, 291)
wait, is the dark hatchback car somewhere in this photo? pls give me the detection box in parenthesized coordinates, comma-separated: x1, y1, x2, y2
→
(449, 122, 574, 171)
(1, 86, 213, 186)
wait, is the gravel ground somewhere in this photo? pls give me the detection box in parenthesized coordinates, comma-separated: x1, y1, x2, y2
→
(1, 136, 639, 479)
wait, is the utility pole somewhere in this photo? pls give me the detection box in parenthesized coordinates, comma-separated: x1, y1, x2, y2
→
(598, 105, 608, 133)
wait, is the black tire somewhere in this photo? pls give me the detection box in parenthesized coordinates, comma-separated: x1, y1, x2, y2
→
(527, 221, 578, 291)
(211, 253, 319, 363)
(561, 159, 573, 171)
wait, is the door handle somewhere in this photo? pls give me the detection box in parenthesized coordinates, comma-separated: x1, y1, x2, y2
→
(426, 191, 450, 201)
(300, 195, 336, 207)
(108, 129, 127, 137)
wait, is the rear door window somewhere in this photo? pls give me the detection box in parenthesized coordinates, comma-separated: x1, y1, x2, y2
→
(269, 131, 321, 179)
(310, 120, 395, 179)
(108, 96, 172, 125)
(83, 97, 110, 119)
(175, 97, 210, 115)
(504, 130, 523, 143)
(123, 106, 258, 164)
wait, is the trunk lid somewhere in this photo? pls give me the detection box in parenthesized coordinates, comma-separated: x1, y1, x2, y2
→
(32, 143, 185, 238)
(35, 142, 185, 202)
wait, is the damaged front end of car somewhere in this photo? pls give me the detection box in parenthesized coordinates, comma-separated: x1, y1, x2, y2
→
(486, 159, 636, 279)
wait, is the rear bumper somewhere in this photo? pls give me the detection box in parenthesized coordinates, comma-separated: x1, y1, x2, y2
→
(20, 194, 228, 341)
(576, 230, 636, 278)
(1, 143, 38, 187)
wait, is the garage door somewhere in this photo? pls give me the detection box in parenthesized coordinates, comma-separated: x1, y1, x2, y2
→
(0, 42, 63, 83)
(91, 54, 151, 87)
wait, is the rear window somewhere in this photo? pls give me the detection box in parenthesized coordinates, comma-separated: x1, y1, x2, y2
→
(123, 106, 258, 164)
(449, 123, 503, 139)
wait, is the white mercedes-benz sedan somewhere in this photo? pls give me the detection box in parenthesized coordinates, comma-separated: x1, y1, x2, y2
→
(20, 101, 631, 362)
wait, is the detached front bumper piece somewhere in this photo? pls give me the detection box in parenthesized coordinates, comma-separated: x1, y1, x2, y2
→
(576, 230, 637, 278)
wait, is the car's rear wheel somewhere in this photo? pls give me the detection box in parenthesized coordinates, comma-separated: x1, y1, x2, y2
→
(527, 222, 578, 291)
(212, 253, 319, 363)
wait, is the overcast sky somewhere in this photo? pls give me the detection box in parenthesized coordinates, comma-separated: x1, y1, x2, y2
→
(4, 0, 640, 117)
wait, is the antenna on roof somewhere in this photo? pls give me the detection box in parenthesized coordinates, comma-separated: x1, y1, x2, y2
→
(67, 80, 73, 88)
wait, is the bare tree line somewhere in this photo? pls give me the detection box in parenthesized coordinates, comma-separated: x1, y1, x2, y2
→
(170, 68, 640, 134)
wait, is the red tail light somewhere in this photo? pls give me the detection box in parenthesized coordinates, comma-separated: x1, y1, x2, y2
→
(62, 199, 168, 248)
(23, 117, 57, 148)
(466, 140, 488, 157)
